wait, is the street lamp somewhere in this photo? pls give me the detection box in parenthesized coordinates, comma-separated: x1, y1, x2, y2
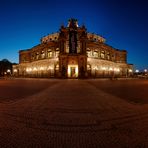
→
(144, 69, 147, 77)
(7, 69, 11, 73)
(135, 69, 139, 73)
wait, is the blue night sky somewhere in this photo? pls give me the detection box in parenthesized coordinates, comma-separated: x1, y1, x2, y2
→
(0, 0, 148, 70)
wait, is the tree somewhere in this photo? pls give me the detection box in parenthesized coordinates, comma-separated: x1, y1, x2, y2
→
(0, 59, 13, 76)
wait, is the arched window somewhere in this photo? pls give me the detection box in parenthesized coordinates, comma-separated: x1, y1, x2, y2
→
(101, 51, 105, 59)
(55, 48, 59, 57)
(47, 49, 52, 58)
(94, 50, 98, 58)
(87, 48, 91, 57)
(106, 52, 110, 60)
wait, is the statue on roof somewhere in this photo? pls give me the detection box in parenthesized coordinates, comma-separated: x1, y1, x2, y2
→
(67, 18, 79, 28)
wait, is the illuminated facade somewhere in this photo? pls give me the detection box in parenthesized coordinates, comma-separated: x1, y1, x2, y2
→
(13, 19, 133, 78)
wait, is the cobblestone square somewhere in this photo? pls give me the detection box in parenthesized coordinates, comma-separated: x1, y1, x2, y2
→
(0, 78, 148, 148)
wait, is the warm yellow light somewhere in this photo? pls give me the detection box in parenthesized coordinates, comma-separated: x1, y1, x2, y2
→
(129, 69, 132, 72)
(48, 66, 53, 70)
(68, 65, 78, 77)
(14, 69, 17, 72)
(75, 67, 78, 76)
(109, 67, 113, 71)
(26, 68, 32, 72)
(40, 67, 44, 70)
(33, 67, 37, 71)
(102, 67, 106, 70)
(114, 68, 120, 72)
(93, 66, 98, 70)
(87, 58, 91, 62)
(68, 66, 71, 77)
(7, 69, 11, 73)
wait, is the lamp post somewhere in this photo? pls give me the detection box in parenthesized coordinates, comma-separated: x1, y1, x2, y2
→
(7, 69, 11, 75)
(144, 69, 147, 77)
(135, 69, 139, 73)
(135, 69, 139, 77)
(144, 69, 147, 73)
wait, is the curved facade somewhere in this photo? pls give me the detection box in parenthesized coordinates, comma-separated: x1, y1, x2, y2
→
(13, 19, 133, 78)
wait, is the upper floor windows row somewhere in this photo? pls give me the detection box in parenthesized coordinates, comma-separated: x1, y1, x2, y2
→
(86, 48, 126, 62)
(20, 48, 59, 62)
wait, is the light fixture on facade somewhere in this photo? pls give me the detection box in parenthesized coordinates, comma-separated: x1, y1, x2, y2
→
(101, 67, 106, 70)
(93, 66, 98, 70)
(48, 66, 54, 70)
(13, 69, 17, 72)
(33, 67, 37, 71)
(26, 68, 32, 72)
(7, 69, 11, 73)
(40, 67, 44, 70)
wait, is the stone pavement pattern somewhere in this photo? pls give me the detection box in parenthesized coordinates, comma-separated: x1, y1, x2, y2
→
(0, 79, 148, 148)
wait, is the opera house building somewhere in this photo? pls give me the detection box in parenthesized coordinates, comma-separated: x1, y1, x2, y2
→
(13, 19, 133, 78)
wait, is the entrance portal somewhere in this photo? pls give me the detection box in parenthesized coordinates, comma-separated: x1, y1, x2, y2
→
(68, 65, 78, 78)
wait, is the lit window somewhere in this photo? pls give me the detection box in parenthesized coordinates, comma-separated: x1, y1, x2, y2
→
(94, 51, 98, 57)
(41, 50, 45, 58)
(101, 51, 105, 59)
(36, 52, 39, 59)
(107, 52, 110, 60)
(87, 48, 91, 57)
(55, 64, 59, 70)
(87, 64, 91, 70)
(55, 48, 59, 57)
(47, 49, 52, 58)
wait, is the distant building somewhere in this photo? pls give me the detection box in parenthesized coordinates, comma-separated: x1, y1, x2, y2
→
(13, 19, 133, 78)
